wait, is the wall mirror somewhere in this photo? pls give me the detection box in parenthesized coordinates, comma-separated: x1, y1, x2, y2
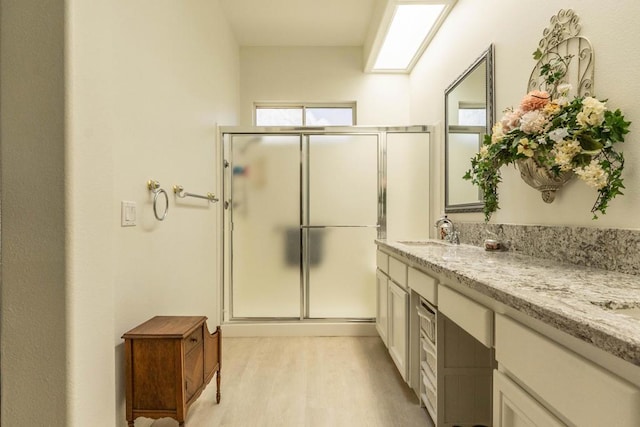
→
(444, 45, 494, 212)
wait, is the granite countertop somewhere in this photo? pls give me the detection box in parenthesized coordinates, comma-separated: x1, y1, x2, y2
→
(376, 239, 640, 367)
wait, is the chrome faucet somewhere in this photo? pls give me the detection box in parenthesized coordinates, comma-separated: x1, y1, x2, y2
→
(434, 215, 460, 245)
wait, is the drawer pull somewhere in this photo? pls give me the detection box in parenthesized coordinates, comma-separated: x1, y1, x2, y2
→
(190, 338, 198, 342)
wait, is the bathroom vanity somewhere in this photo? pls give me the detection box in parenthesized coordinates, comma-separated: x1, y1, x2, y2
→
(376, 239, 640, 427)
(376, 246, 493, 426)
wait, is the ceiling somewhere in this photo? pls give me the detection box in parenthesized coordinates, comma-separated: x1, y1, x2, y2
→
(219, 0, 381, 47)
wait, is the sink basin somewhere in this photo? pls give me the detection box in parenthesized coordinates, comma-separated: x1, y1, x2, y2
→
(398, 240, 450, 247)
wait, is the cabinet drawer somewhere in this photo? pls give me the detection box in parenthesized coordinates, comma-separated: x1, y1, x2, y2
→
(438, 285, 493, 347)
(185, 327, 203, 354)
(376, 250, 389, 274)
(409, 267, 438, 305)
(496, 314, 640, 427)
(417, 300, 436, 344)
(388, 256, 407, 289)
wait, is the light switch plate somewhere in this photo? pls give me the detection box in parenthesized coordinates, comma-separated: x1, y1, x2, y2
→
(121, 201, 136, 227)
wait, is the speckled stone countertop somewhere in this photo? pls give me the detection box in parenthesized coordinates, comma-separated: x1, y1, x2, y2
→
(376, 239, 640, 367)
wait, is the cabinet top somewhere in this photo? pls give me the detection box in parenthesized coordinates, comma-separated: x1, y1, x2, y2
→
(122, 316, 207, 339)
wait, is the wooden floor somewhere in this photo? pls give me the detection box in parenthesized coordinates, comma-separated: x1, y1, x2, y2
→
(136, 336, 432, 427)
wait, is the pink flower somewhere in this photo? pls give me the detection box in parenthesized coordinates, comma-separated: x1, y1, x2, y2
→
(519, 110, 549, 135)
(500, 108, 523, 132)
(520, 90, 550, 112)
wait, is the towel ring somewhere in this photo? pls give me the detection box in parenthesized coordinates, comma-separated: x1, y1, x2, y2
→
(147, 179, 169, 221)
(153, 188, 169, 221)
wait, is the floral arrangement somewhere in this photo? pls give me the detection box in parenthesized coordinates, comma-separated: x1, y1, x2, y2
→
(464, 49, 631, 221)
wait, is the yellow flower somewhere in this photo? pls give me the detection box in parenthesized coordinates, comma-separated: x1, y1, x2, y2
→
(553, 139, 581, 171)
(517, 138, 538, 157)
(543, 102, 561, 116)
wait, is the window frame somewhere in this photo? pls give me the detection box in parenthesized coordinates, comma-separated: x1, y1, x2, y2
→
(253, 102, 357, 126)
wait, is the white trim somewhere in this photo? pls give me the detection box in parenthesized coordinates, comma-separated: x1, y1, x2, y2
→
(221, 322, 378, 337)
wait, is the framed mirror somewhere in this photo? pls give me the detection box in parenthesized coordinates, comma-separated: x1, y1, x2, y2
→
(444, 45, 494, 213)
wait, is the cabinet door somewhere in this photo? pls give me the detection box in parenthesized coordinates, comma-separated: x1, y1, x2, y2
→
(376, 270, 389, 346)
(388, 280, 408, 381)
(493, 370, 565, 427)
(184, 345, 204, 402)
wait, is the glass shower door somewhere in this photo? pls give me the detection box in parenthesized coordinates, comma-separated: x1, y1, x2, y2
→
(304, 134, 379, 319)
(229, 134, 301, 318)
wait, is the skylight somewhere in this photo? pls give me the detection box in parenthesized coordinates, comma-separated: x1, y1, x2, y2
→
(368, 1, 455, 73)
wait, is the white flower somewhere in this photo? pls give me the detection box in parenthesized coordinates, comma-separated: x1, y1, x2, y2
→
(548, 128, 569, 143)
(574, 160, 608, 189)
(577, 97, 607, 127)
(553, 139, 581, 171)
(491, 122, 505, 144)
(479, 145, 489, 158)
(519, 110, 549, 135)
(557, 83, 572, 95)
(555, 96, 569, 107)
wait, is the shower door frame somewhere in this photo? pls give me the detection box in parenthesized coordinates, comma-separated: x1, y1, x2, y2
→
(219, 126, 430, 324)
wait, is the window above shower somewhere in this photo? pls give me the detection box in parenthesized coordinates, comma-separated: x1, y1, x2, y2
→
(254, 102, 356, 126)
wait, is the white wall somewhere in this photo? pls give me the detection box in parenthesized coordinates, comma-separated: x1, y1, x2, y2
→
(239, 46, 411, 125)
(411, 0, 640, 228)
(2, 1, 240, 426)
(1, 0, 68, 424)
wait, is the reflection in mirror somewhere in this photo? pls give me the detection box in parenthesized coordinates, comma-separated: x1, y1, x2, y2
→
(445, 45, 494, 212)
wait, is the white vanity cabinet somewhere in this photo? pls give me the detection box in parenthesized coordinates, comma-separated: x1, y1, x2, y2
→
(376, 250, 390, 346)
(375, 270, 389, 346)
(377, 240, 640, 427)
(494, 314, 640, 427)
(388, 279, 409, 381)
(376, 250, 409, 382)
(493, 369, 565, 427)
(377, 247, 494, 426)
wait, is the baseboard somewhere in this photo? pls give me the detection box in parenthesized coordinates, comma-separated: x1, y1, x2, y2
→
(221, 322, 378, 337)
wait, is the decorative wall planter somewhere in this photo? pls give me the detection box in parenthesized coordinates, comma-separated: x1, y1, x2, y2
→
(516, 158, 573, 203)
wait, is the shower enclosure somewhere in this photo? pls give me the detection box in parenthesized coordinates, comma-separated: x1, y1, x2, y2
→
(220, 126, 430, 324)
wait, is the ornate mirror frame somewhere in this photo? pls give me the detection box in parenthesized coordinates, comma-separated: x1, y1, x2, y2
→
(444, 44, 494, 213)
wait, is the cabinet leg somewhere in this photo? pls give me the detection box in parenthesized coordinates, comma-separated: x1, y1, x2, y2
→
(216, 369, 221, 403)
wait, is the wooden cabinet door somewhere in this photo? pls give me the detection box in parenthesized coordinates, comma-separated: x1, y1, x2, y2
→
(493, 370, 565, 427)
(388, 280, 408, 381)
(184, 344, 204, 402)
(376, 270, 389, 346)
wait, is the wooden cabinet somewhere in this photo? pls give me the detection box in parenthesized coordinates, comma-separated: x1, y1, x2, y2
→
(122, 316, 221, 427)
